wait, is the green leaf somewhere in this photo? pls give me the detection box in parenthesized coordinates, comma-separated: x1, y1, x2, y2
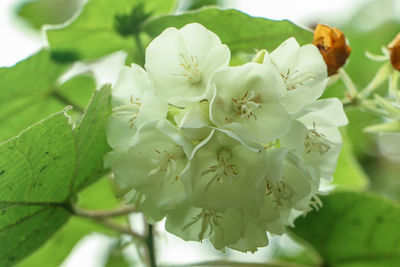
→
(0, 112, 76, 202)
(71, 85, 112, 192)
(143, 7, 313, 54)
(0, 111, 74, 266)
(46, 0, 176, 61)
(333, 131, 369, 190)
(16, 0, 81, 30)
(17, 178, 118, 267)
(0, 86, 111, 265)
(0, 204, 70, 267)
(16, 216, 106, 267)
(0, 50, 95, 142)
(291, 192, 400, 267)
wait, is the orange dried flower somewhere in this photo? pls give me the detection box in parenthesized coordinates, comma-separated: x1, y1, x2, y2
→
(388, 33, 400, 71)
(312, 24, 351, 76)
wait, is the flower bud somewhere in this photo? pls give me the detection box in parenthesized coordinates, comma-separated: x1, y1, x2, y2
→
(388, 33, 400, 71)
(312, 24, 351, 76)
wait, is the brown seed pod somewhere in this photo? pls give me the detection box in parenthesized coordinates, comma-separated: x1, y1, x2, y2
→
(312, 24, 351, 76)
(388, 33, 400, 71)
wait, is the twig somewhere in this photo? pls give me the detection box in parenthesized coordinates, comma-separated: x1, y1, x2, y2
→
(146, 224, 157, 267)
(94, 218, 144, 240)
(71, 204, 144, 240)
(72, 205, 137, 218)
(159, 260, 314, 267)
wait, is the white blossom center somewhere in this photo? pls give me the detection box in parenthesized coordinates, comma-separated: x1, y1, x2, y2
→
(202, 150, 238, 190)
(183, 209, 223, 240)
(266, 180, 295, 207)
(112, 95, 141, 128)
(180, 54, 201, 85)
(304, 123, 331, 155)
(232, 90, 262, 119)
(281, 68, 315, 91)
(148, 147, 183, 181)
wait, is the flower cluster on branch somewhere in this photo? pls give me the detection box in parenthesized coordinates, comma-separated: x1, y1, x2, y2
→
(104, 23, 348, 252)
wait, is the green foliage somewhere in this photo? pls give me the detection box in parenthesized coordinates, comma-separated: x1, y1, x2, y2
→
(333, 131, 369, 190)
(0, 50, 95, 142)
(143, 7, 313, 54)
(291, 192, 400, 267)
(0, 86, 111, 265)
(46, 0, 176, 61)
(16, 217, 106, 267)
(17, 178, 119, 267)
(0, 204, 70, 267)
(17, 0, 81, 29)
(71, 85, 112, 192)
(5, 0, 400, 265)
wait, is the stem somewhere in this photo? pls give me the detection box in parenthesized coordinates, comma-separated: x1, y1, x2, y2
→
(52, 91, 85, 113)
(71, 204, 144, 240)
(338, 69, 358, 100)
(389, 71, 399, 100)
(134, 33, 145, 67)
(95, 218, 144, 240)
(159, 260, 313, 267)
(146, 224, 157, 267)
(72, 205, 137, 218)
(359, 62, 391, 99)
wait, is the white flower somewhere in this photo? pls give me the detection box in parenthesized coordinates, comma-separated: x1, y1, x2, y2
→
(209, 63, 290, 144)
(145, 23, 230, 106)
(260, 149, 321, 233)
(104, 120, 193, 209)
(264, 37, 328, 114)
(165, 203, 244, 250)
(280, 98, 348, 180)
(228, 222, 269, 253)
(173, 102, 212, 141)
(107, 64, 168, 150)
(184, 129, 268, 214)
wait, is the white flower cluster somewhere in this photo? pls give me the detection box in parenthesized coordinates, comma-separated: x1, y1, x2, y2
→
(104, 23, 348, 252)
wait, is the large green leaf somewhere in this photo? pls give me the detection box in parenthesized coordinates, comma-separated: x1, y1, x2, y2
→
(0, 113, 75, 203)
(291, 192, 400, 267)
(143, 7, 313, 54)
(16, 0, 81, 30)
(71, 85, 112, 192)
(0, 50, 95, 142)
(0, 112, 74, 266)
(17, 177, 119, 267)
(0, 204, 70, 267)
(46, 0, 176, 61)
(0, 86, 111, 265)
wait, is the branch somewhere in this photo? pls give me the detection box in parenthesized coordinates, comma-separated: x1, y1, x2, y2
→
(71, 204, 144, 240)
(94, 218, 144, 240)
(159, 260, 313, 267)
(72, 204, 137, 218)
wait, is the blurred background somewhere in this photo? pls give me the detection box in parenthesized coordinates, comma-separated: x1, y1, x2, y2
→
(1, 0, 400, 266)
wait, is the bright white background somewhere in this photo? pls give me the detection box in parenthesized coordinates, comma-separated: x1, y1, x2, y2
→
(1, 0, 398, 266)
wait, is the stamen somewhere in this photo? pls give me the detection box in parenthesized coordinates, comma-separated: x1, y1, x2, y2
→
(201, 150, 238, 191)
(266, 180, 295, 207)
(281, 68, 315, 91)
(304, 122, 332, 155)
(112, 95, 141, 128)
(179, 54, 201, 84)
(148, 147, 183, 185)
(231, 90, 262, 119)
(182, 209, 223, 241)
